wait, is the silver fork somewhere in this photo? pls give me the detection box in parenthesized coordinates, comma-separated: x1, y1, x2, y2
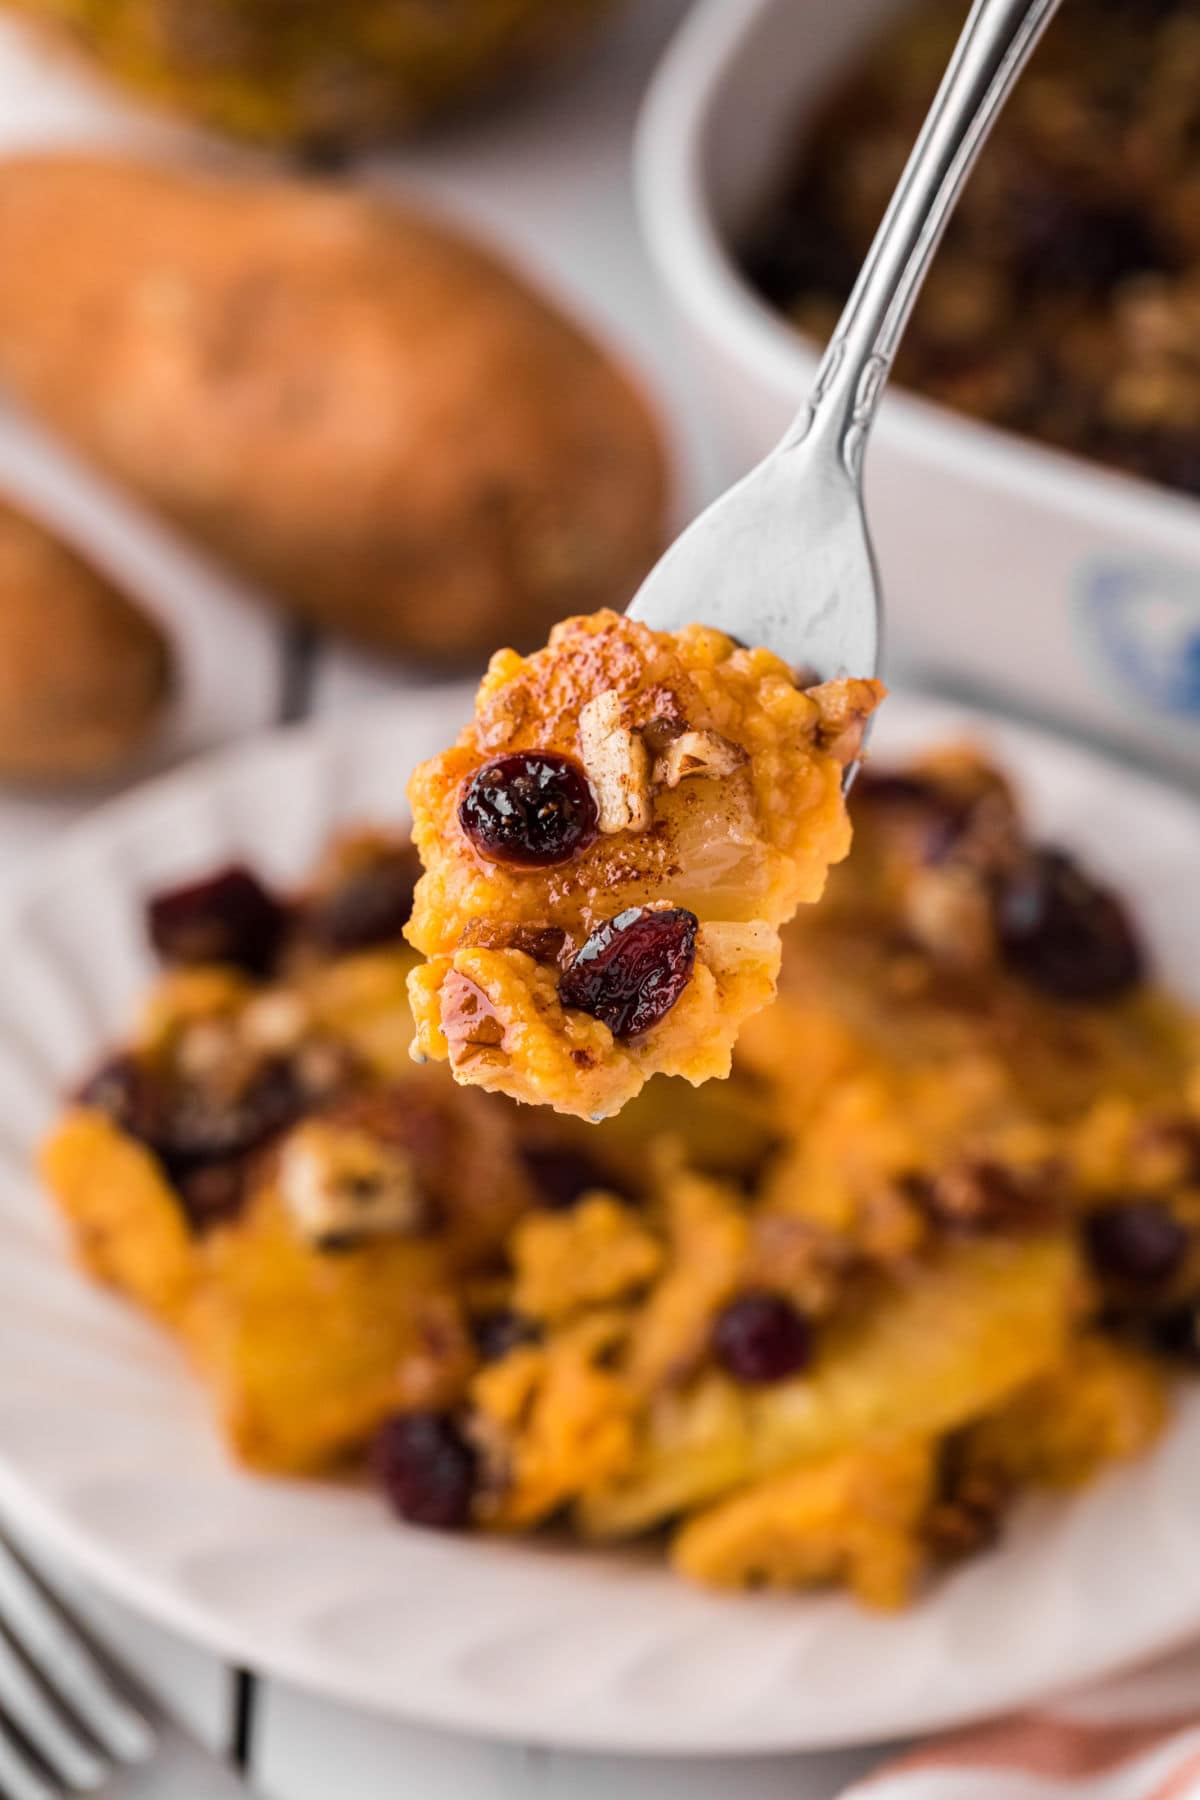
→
(630, 0, 1063, 698)
(0, 1535, 251, 1797)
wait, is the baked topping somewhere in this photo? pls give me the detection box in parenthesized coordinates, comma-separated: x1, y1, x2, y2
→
(578, 688, 651, 833)
(743, 0, 1200, 502)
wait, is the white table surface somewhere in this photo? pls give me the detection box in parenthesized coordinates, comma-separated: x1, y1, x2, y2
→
(0, 4, 891, 1792)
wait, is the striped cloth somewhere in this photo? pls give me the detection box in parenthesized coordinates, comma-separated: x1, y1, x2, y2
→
(845, 1647, 1200, 1799)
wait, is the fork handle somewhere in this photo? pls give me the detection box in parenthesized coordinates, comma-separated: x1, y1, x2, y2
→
(782, 0, 1063, 474)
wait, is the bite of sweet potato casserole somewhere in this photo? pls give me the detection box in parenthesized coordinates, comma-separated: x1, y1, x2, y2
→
(405, 608, 884, 1119)
(39, 746, 1200, 1606)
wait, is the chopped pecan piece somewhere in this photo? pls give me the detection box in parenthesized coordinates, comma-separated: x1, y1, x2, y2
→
(925, 1437, 1012, 1562)
(807, 677, 883, 766)
(457, 919, 566, 966)
(652, 727, 747, 789)
(279, 1117, 429, 1249)
(902, 864, 997, 972)
(918, 1158, 1061, 1234)
(440, 972, 510, 1070)
(578, 689, 651, 833)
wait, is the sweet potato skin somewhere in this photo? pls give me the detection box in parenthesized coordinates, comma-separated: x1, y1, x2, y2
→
(0, 499, 170, 783)
(0, 156, 668, 663)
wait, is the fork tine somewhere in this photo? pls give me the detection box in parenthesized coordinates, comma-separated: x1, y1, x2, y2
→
(0, 1541, 155, 1765)
(0, 1628, 107, 1789)
(0, 1715, 59, 1800)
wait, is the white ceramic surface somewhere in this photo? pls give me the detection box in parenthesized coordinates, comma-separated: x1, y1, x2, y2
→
(3, 692, 1200, 1756)
(635, 0, 1200, 782)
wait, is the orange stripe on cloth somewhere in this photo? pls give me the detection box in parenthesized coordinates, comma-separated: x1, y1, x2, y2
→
(1146, 1743, 1200, 1800)
(857, 1713, 1200, 1783)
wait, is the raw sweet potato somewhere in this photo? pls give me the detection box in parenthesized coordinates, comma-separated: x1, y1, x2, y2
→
(0, 155, 668, 663)
(0, 498, 171, 782)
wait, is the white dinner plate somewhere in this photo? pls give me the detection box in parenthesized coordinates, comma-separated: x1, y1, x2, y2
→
(2, 690, 1200, 1756)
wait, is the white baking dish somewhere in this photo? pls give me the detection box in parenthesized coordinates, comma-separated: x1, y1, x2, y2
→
(635, 0, 1200, 779)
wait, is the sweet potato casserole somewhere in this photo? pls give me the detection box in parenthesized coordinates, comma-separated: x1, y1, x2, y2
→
(40, 748, 1200, 1605)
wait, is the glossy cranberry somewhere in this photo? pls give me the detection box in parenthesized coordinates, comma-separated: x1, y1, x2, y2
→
(1152, 1301, 1200, 1365)
(559, 907, 698, 1040)
(1084, 1201, 1190, 1288)
(303, 847, 419, 952)
(471, 1309, 542, 1363)
(519, 1143, 635, 1211)
(371, 1412, 477, 1531)
(458, 753, 598, 868)
(994, 849, 1144, 1002)
(147, 866, 287, 976)
(711, 1293, 813, 1384)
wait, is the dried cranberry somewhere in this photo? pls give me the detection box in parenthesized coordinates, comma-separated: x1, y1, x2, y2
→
(1084, 1201, 1189, 1288)
(458, 753, 598, 868)
(1152, 1301, 1200, 1365)
(994, 849, 1144, 1002)
(147, 866, 287, 976)
(302, 847, 419, 953)
(371, 1412, 477, 1531)
(471, 1309, 541, 1363)
(711, 1293, 813, 1384)
(75, 1054, 160, 1142)
(559, 907, 698, 1040)
(519, 1143, 635, 1211)
(155, 1059, 307, 1173)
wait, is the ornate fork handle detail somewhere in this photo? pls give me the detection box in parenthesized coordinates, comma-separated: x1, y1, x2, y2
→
(782, 0, 1063, 473)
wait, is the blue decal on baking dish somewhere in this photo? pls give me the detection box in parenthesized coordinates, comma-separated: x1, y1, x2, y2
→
(1080, 560, 1200, 720)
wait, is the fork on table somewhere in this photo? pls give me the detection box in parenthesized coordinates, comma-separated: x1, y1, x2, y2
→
(0, 1533, 253, 1798)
